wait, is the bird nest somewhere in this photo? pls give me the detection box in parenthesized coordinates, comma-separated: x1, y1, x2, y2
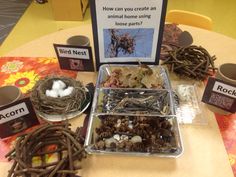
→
(6, 123, 86, 177)
(30, 76, 88, 115)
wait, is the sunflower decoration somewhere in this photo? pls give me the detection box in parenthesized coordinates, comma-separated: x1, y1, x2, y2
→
(4, 71, 40, 93)
(37, 57, 58, 64)
(229, 154, 236, 166)
(1, 60, 24, 74)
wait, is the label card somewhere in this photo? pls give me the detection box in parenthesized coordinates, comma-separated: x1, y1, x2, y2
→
(90, 0, 168, 70)
(0, 97, 39, 138)
(54, 44, 94, 71)
(202, 77, 236, 113)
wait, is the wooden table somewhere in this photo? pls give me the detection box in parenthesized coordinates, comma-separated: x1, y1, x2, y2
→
(2, 24, 236, 177)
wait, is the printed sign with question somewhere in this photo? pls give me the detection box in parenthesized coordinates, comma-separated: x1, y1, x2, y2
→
(90, 0, 168, 69)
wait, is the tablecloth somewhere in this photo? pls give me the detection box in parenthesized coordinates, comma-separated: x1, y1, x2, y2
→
(0, 57, 235, 176)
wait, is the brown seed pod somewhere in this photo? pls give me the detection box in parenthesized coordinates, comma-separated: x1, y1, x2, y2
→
(99, 132, 112, 139)
(94, 116, 177, 153)
(95, 140, 106, 150)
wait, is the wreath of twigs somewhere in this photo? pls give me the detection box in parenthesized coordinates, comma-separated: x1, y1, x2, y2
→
(5, 123, 86, 177)
(162, 45, 217, 81)
(160, 24, 182, 60)
(30, 76, 87, 115)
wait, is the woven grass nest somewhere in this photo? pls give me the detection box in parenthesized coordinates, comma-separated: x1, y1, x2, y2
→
(30, 76, 89, 115)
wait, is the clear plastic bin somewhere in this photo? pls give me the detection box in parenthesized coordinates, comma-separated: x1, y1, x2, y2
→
(92, 88, 176, 116)
(96, 64, 172, 89)
(85, 114, 183, 158)
(85, 64, 183, 158)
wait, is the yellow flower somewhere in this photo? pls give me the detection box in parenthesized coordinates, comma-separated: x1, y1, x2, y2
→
(1, 60, 23, 73)
(37, 57, 58, 64)
(4, 71, 40, 93)
(229, 154, 236, 165)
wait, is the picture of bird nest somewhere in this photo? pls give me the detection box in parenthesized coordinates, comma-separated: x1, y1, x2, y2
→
(30, 76, 90, 121)
(104, 28, 154, 58)
(69, 59, 85, 71)
(9, 118, 27, 134)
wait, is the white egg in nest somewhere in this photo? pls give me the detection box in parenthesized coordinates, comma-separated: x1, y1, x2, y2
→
(46, 89, 59, 98)
(45, 80, 74, 98)
(52, 80, 66, 90)
(58, 86, 74, 97)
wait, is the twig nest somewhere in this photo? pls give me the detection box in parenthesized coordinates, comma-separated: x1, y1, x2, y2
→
(162, 45, 217, 80)
(30, 76, 87, 115)
(5, 123, 86, 177)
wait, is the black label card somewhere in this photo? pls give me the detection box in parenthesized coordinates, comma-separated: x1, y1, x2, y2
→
(202, 77, 236, 113)
(0, 97, 39, 138)
(53, 44, 94, 72)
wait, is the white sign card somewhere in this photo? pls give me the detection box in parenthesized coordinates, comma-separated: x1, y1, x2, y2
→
(90, 0, 168, 69)
(0, 98, 39, 138)
(202, 77, 236, 113)
(53, 44, 94, 71)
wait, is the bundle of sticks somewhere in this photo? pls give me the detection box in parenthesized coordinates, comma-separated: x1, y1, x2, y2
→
(162, 45, 217, 80)
(5, 123, 86, 177)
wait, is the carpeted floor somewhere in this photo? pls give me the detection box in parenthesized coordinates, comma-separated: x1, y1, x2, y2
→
(0, 0, 31, 44)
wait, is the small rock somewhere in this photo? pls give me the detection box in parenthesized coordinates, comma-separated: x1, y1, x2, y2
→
(130, 136, 142, 143)
(116, 119, 121, 127)
(113, 134, 120, 141)
(128, 124, 133, 129)
(105, 138, 117, 148)
(96, 140, 105, 150)
(120, 135, 129, 141)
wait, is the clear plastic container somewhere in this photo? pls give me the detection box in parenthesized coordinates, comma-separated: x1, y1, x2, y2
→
(96, 64, 172, 90)
(85, 114, 183, 158)
(174, 84, 207, 124)
(85, 64, 183, 158)
(92, 88, 176, 116)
